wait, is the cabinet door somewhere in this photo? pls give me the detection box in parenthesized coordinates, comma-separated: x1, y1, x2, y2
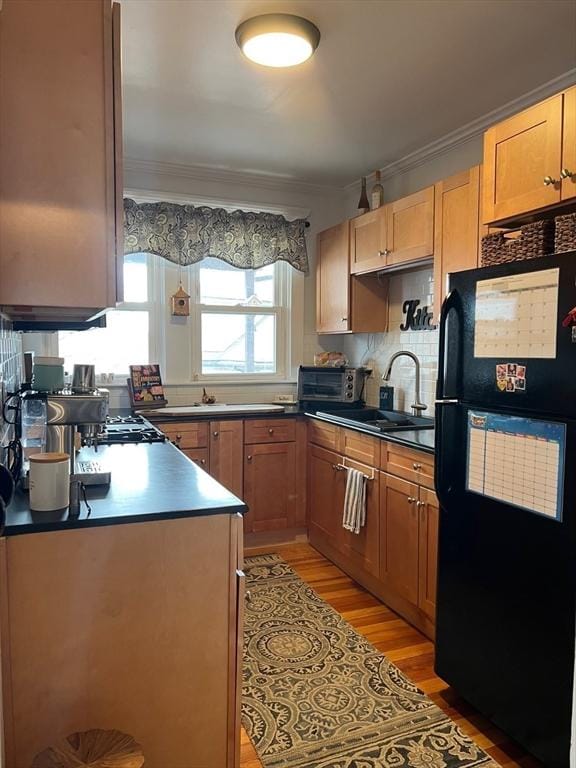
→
(244, 443, 296, 533)
(562, 86, 576, 202)
(433, 166, 481, 318)
(482, 94, 563, 223)
(308, 445, 345, 551)
(210, 421, 244, 498)
(0, 0, 121, 315)
(386, 187, 434, 266)
(349, 208, 387, 274)
(337, 460, 380, 577)
(379, 472, 419, 606)
(184, 448, 210, 471)
(316, 222, 351, 333)
(418, 487, 439, 621)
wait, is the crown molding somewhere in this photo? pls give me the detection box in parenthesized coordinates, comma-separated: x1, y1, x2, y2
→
(344, 68, 576, 192)
(123, 157, 342, 197)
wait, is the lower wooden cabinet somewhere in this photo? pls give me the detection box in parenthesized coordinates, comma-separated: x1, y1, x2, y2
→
(209, 420, 244, 499)
(243, 442, 297, 533)
(418, 487, 439, 620)
(308, 444, 343, 551)
(379, 473, 420, 605)
(184, 447, 209, 469)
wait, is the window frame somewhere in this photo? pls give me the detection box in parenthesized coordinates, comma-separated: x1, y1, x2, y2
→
(189, 259, 292, 383)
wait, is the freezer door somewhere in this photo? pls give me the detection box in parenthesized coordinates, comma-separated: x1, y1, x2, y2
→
(447, 251, 576, 418)
(434, 401, 576, 768)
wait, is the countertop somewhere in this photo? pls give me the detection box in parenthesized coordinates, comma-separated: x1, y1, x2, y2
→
(307, 412, 435, 454)
(5, 441, 247, 536)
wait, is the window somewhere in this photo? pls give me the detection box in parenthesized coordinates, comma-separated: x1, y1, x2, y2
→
(55, 253, 297, 384)
(195, 258, 284, 376)
(58, 253, 151, 378)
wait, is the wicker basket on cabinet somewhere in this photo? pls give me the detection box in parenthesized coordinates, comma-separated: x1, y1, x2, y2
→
(481, 219, 555, 267)
(554, 213, 576, 254)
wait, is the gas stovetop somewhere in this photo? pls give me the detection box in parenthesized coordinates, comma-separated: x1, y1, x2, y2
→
(98, 415, 166, 445)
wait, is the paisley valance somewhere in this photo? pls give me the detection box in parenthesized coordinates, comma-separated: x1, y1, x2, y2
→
(124, 198, 309, 273)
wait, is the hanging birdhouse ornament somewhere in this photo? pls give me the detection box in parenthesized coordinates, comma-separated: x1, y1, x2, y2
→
(171, 283, 190, 316)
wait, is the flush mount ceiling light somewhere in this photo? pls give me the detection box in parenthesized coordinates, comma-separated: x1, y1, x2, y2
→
(235, 13, 320, 68)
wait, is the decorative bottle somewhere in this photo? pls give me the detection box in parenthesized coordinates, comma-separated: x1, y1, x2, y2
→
(357, 177, 369, 214)
(371, 170, 384, 210)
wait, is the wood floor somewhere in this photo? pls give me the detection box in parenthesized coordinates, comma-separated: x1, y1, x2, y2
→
(240, 542, 541, 768)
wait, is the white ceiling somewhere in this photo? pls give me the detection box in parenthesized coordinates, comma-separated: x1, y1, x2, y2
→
(120, 0, 576, 187)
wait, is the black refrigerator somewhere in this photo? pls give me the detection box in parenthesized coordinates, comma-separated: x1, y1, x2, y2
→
(434, 252, 576, 768)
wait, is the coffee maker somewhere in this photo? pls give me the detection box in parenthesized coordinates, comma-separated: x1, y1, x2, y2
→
(21, 391, 110, 485)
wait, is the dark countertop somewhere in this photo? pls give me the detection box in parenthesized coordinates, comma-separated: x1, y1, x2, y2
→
(141, 405, 302, 423)
(5, 441, 247, 536)
(307, 412, 435, 454)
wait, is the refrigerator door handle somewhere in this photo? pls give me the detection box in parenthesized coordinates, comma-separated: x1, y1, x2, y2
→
(436, 288, 463, 401)
(434, 398, 461, 509)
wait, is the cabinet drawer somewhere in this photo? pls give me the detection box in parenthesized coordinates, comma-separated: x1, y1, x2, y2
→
(156, 421, 209, 449)
(380, 442, 435, 489)
(339, 427, 379, 466)
(244, 418, 295, 444)
(308, 418, 339, 450)
(184, 448, 209, 470)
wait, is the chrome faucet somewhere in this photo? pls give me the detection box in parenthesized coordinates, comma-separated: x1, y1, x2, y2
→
(381, 351, 427, 415)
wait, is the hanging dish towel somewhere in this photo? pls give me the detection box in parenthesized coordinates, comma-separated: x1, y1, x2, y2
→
(342, 467, 367, 535)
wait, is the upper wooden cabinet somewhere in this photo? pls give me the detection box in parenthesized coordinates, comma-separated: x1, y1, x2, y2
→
(386, 186, 435, 266)
(349, 208, 388, 274)
(316, 221, 389, 334)
(482, 90, 576, 224)
(433, 166, 481, 317)
(0, 0, 123, 320)
(350, 187, 434, 274)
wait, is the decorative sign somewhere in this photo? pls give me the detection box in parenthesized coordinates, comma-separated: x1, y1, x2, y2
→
(127, 364, 167, 409)
(400, 299, 436, 331)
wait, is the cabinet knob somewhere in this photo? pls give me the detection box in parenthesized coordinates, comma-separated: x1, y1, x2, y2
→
(561, 168, 575, 180)
(407, 496, 416, 504)
(212, 431, 219, 438)
(268, 428, 274, 435)
(341, 317, 348, 322)
(378, 248, 391, 257)
(412, 462, 422, 470)
(543, 175, 560, 186)
(176, 433, 182, 441)
(416, 500, 424, 508)
(200, 459, 206, 465)
(247, 455, 252, 462)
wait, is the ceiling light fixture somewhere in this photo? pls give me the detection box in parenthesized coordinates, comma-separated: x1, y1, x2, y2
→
(235, 13, 320, 68)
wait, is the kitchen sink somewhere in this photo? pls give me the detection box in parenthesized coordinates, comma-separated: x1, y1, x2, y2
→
(315, 408, 434, 433)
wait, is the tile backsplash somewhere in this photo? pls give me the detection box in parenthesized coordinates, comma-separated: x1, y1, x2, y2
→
(0, 316, 22, 452)
(343, 268, 438, 415)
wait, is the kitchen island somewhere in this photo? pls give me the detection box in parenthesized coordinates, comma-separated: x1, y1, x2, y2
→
(2, 441, 245, 768)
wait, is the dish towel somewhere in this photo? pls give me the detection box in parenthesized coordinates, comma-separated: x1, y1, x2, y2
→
(342, 467, 367, 535)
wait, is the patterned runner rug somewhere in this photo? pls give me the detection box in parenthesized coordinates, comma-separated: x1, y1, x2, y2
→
(242, 553, 499, 768)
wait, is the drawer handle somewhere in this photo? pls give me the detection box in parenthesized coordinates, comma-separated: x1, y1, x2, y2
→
(268, 428, 274, 435)
(412, 462, 422, 470)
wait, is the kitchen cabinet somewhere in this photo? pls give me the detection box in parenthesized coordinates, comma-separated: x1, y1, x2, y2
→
(209, 421, 244, 499)
(308, 444, 343, 551)
(308, 419, 438, 638)
(418, 487, 439, 621)
(0, 513, 243, 768)
(482, 91, 576, 224)
(0, 0, 123, 320)
(562, 86, 576, 202)
(349, 208, 388, 274)
(244, 442, 297, 532)
(350, 188, 434, 275)
(433, 166, 481, 318)
(379, 473, 420, 605)
(316, 220, 389, 334)
(386, 186, 435, 266)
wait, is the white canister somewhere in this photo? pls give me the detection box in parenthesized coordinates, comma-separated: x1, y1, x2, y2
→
(29, 453, 70, 511)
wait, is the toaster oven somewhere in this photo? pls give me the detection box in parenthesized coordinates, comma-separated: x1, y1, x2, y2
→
(297, 366, 366, 403)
